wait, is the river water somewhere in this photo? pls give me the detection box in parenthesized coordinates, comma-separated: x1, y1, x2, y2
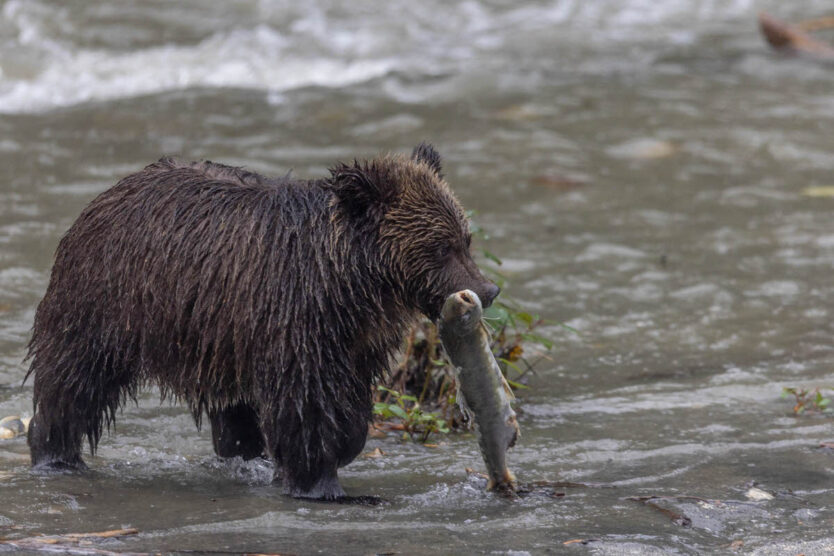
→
(1, 0, 833, 554)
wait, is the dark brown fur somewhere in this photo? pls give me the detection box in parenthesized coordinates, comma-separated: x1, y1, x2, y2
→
(25, 144, 498, 499)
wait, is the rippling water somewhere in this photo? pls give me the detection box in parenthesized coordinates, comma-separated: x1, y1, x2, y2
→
(1, 0, 833, 554)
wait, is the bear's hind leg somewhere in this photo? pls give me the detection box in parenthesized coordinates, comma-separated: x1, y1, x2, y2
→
(28, 411, 87, 471)
(208, 403, 265, 460)
(27, 344, 132, 471)
(28, 369, 106, 471)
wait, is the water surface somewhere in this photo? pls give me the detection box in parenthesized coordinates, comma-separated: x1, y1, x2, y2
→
(1, 1, 833, 554)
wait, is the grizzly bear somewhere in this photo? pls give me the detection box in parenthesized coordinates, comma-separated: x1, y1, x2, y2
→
(25, 143, 498, 500)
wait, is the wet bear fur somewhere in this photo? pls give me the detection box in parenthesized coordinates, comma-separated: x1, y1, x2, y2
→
(25, 143, 498, 499)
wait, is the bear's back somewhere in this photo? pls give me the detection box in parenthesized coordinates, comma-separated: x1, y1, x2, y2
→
(34, 158, 341, 397)
(152, 157, 279, 189)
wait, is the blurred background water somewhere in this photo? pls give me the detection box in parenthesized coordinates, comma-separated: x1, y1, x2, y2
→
(1, 0, 833, 554)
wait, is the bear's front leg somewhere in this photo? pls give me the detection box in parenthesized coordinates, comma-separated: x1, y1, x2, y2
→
(260, 405, 366, 501)
(275, 407, 370, 500)
(280, 463, 345, 500)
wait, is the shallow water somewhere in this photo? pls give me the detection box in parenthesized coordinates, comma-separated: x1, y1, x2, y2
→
(1, 0, 833, 554)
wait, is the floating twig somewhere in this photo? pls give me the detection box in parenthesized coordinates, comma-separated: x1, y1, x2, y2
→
(759, 12, 834, 56)
(0, 528, 141, 555)
(627, 496, 693, 528)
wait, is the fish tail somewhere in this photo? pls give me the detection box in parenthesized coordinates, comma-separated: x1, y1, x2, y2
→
(487, 469, 518, 492)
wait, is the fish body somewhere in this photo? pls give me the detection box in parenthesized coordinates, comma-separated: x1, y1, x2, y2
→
(438, 290, 519, 492)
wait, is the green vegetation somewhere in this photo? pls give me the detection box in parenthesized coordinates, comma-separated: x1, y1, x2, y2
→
(373, 386, 450, 443)
(782, 386, 832, 415)
(372, 215, 556, 442)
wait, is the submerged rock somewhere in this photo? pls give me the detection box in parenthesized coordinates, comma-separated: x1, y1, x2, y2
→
(745, 487, 775, 501)
(606, 138, 677, 160)
(0, 416, 29, 439)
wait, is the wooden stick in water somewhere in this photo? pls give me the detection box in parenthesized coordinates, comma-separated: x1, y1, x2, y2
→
(0, 528, 141, 555)
(759, 12, 834, 56)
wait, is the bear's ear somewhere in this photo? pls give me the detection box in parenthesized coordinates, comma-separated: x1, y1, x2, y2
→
(329, 161, 397, 219)
(411, 142, 443, 177)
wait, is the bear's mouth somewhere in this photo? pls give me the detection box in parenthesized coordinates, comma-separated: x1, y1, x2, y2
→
(427, 297, 446, 322)
(428, 306, 443, 322)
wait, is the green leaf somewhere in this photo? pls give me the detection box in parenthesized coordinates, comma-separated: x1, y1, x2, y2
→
(373, 403, 396, 419)
(388, 405, 408, 420)
(521, 332, 554, 350)
(515, 312, 535, 327)
(557, 322, 580, 335)
(505, 378, 529, 390)
(483, 249, 502, 265)
(483, 304, 510, 327)
(498, 357, 524, 375)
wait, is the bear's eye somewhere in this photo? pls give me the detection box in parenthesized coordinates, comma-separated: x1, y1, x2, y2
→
(437, 245, 451, 259)
(465, 235, 472, 249)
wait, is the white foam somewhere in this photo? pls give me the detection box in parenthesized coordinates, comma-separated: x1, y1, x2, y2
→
(0, 24, 394, 113)
(2, 0, 832, 113)
(576, 243, 647, 262)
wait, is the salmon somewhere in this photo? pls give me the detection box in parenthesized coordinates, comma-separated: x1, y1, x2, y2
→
(438, 290, 519, 492)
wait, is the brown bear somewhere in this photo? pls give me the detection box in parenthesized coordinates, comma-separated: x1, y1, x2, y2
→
(25, 143, 498, 500)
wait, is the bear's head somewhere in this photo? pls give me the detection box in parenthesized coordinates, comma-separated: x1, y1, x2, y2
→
(329, 143, 499, 321)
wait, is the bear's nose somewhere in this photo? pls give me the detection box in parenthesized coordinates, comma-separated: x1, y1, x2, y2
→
(480, 283, 500, 308)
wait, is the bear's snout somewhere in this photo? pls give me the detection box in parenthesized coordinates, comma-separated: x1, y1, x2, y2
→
(479, 283, 500, 308)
